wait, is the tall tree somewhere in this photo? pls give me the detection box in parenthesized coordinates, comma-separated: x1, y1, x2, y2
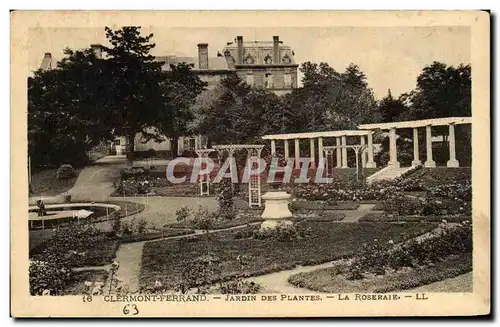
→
(28, 48, 111, 168)
(102, 26, 167, 163)
(155, 62, 207, 157)
(402, 61, 471, 121)
(378, 89, 408, 123)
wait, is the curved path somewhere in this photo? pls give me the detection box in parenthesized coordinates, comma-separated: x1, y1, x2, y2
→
(29, 155, 128, 205)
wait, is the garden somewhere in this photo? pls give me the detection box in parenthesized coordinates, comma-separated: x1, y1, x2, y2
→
(288, 220, 472, 293)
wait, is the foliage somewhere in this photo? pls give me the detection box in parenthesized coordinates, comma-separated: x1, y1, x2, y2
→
(345, 220, 472, 280)
(30, 224, 119, 268)
(252, 223, 312, 242)
(56, 164, 77, 181)
(216, 177, 235, 220)
(29, 260, 72, 295)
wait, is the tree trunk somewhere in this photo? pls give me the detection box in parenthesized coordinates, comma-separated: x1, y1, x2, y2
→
(126, 133, 135, 166)
(171, 136, 179, 158)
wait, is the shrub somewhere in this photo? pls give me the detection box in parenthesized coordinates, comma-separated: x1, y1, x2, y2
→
(216, 177, 235, 220)
(120, 167, 146, 179)
(344, 220, 472, 280)
(252, 222, 310, 242)
(56, 164, 76, 181)
(29, 260, 72, 295)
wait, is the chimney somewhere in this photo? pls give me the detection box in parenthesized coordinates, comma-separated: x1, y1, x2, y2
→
(90, 44, 103, 59)
(224, 49, 235, 70)
(236, 36, 243, 65)
(197, 43, 209, 70)
(273, 36, 280, 64)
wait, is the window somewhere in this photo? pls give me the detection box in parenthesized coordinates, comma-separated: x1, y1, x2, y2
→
(246, 73, 254, 86)
(265, 73, 273, 89)
(284, 72, 292, 87)
(114, 139, 121, 146)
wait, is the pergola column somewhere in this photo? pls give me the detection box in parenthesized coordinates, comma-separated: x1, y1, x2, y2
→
(424, 125, 436, 168)
(366, 130, 376, 168)
(341, 135, 348, 168)
(294, 138, 300, 169)
(411, 128, 422, 166)
(388, 128, 400, 168)
(284, 140, 289, 160)
(447, 123, 459, 167)
(309, 138, 316, 169)
(318, 137, 324, 169)
(360, 136, 366, 168)
(270, 140, 276, 156)
(336, 137, 342, 168)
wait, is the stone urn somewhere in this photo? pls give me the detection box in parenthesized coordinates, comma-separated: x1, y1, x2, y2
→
(260, 191, 293, 230)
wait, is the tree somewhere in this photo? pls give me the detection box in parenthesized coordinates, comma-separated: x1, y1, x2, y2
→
(28, 48, 111, 168)
(102, 26, 168, 163)
(188, 73, 268, 145)
(155, 62, 207, 157)
(401, 61, 471, 121)
(378, 89, 408, 123)
(285, 62, 380, 133)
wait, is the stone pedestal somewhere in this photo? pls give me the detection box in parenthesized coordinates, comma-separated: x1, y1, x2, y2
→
(260, 191, 293, 230)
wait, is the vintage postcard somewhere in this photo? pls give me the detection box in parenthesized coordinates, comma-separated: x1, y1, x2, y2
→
(11, 10, 490, 317)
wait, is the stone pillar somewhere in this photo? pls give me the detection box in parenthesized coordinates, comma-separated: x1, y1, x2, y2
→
(412, 128, 422, 166)
(341, 135, 348, 168)
(388, 128, 400, 168)
(336, 137, 342, 168)
(284, 140, 289, 160)
(178, 137, 184, 155)
(294, 138, 300, 169)
(447, 123, 460, 167)
(309, 138, 316, 169)
(270, 140, 276, 156)
(425, 125, 436, 168)
(366, 130, 376, 168)
(318, 137, 324, 169)
(360, 136, 366, 168)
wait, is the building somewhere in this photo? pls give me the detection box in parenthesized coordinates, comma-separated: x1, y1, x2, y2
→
(38, 36, 298, 156)
(222, 36, 299, 96)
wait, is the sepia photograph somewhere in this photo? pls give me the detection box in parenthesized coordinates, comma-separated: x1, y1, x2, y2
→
(10, 10, 490, 317)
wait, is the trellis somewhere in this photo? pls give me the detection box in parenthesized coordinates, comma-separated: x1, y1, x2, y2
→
(194, 149, 215, 196)
(212, 144, 265, 207)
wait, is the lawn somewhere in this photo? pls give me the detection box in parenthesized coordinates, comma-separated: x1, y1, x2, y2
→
(404, 167, 471, 187)
(120, 228, 195, 243)
(359, 213, 471, 223)
(139, 221, 437, 290)
(30, 168, 82, 196)
(288, 252, 472, 293)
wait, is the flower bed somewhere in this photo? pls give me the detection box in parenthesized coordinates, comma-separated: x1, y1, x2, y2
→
(288, 253, 471, 293)
(61, 269, 109, 295)
(139, 222, 436, 291)
(288, 221, 472, 292)
(358, 213, 471, 223)
(30, 225, 120, 268)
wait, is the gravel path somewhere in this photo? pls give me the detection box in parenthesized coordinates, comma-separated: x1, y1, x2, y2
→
(341, 204, 377, 222)
(113, 242, 146, 293)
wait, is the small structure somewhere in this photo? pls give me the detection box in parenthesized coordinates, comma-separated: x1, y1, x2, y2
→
(212, 144, 265, 207)
(194, 149, 215, 196)
(260, 191, 293, 230)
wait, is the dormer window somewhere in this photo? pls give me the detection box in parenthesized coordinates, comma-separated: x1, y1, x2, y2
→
(282, 54, 292, 64)
(244, 54, 255, 64)
(264, 55, 273, 64)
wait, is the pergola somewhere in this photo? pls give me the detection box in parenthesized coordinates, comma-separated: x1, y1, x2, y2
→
(358, 117, 472, 168)
(262, 130, 377, 169)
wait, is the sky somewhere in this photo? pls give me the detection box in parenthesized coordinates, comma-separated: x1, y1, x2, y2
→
(28, 26, 470, 99)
